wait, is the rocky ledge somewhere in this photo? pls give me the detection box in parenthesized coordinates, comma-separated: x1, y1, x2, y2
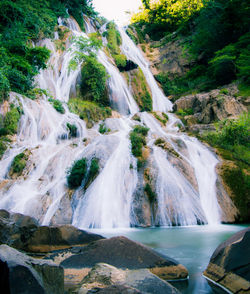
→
(204, 227, 250, 293)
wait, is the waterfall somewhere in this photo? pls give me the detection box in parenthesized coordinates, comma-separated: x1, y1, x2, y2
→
(0, 15, 223, 228)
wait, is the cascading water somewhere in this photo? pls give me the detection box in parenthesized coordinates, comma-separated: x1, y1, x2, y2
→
(0, 15, 223, 228)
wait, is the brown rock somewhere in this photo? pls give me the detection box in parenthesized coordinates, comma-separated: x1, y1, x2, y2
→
(204, 228, 250, 293)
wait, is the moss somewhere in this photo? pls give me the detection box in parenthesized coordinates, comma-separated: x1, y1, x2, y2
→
(68, 98, 111, 128)
(219, 88, 229, 95)
(9, 152, 28, 176)
(130, 68, 152, 111)
(0, 137, 10, 159)
(154, 137, 180, 157)
(48, 98, 65, 114)
(67, 158, 87, 189)
(144, 183, 156, 203)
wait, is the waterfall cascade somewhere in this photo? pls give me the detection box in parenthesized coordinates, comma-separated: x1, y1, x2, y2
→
(0, 16, 223, 228)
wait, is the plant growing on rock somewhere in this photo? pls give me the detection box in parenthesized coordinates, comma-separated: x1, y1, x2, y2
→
(9, 152, 28, 176)
(67, 123, 77, 137)
(48, 98, 65, 114)
(67, 158, 87, 189)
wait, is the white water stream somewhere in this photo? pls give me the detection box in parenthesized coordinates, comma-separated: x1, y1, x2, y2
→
(0, 17, 222, 228)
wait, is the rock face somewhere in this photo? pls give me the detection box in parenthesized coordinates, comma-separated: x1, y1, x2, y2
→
(173, 86, 247, 124)
(61, 236, 188, 280)
(204, 228, 250, 293)
(0, 210, 104, 252)
(0, 244, 64, 294)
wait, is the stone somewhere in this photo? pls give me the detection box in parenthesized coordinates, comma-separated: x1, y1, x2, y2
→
(0, 244, 64, 294)
(78, 263, 180, 294)
(204, 228, 250, 293)
(0, 210, 104, 252)
(86, 284, 141, 294)
(60, 236, 188, 281)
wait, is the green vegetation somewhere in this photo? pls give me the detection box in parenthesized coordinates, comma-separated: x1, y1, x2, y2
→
(144, 183, 156, 203)
(68, 98, 111, 128)
(69, 34, 109, 107)
(130, 125, 149, 159)
(67, 123, 77, 137)
(67, 158, 87, 189)
(105, 21, 128, 69)
(9, 152, 28, 175)
(0, 0, 96, 100)
(85, 157, 99, 189)
(131, 68, 152, 111)
(131, 0, 250, 97)
(48, 98, 65, 114)
(201, 113, 250, 164)
(67, 157, 100, 189)
(99, 123, 110, 134)
(152, 112, 168, 125)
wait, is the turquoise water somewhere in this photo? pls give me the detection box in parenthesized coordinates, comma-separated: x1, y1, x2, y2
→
(90, 224, 248, 293)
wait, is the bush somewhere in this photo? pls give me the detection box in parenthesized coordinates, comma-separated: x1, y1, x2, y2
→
(85, 157, 99, 188)
(130, 125, 149, 158)
(113, 54, 127, 68)
(10, 152, 27, 175)
(49, 98, 65, 114)
(67, 158, 87, 189)
(68, 98, 111, 128)
(4, 105, 22, 134)
(67, 123, 77, 137)
(81, 56, 109, 106)
(144, 183, 156, 203)
(99, 123, 110, 134)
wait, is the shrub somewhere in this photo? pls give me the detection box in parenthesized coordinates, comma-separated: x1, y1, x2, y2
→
(99, 123, 110, 134)
(68, 98, 111, 128)
(4, 105, 22, 134)
(130, 125, 149, 158)
(67, 158, 87, 189)
(144, 183, 156, 203)
(85, 157, 100, 188)
(10, 152, 27, 175)
(67, 123, 77, 137)
(113, 54, 127, 68)
(80, 56, 109, 106)
(133, 125, 149, 136)
(48, 98, 65, 114)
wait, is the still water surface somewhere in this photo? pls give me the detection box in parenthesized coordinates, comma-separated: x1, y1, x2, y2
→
(90, 224, 248, 293)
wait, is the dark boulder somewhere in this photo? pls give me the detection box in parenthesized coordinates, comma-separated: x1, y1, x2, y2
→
(118, 60, 138, 72)
(0, 244, 64, 294)
(87, 284, 141, 293)
(204, 227, 250, 293)
(0, 210, 104, 252)
(61, 236, 188, 281)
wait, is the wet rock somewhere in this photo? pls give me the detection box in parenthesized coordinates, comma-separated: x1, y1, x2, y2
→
(60, 236, 188, 281)
(204, 228, 250, 293)
(0, 244, 64, 294)
(0, 210, 104, 252)
(86, 284, 141, 294)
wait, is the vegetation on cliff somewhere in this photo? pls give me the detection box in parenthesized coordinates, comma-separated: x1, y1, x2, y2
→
(131, 0, 250, 97)
(0, 0, 96, 101)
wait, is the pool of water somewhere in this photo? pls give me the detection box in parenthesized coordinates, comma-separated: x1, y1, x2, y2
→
(90, 224, 248, 293)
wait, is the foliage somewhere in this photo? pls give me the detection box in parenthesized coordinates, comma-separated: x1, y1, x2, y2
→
(113, 54, 127, 68)
(67, 158, 87, 189)
(176, 108, 194, 117)
(49, 98, 65, 114)
(202, 113, 250, 164)
(3, 105, 22, 134)
(67, 123, 77, 137)
(80, 57, 109, 106)
(144, 183, 156, 203)
(131, 68, 152, 111)
(10, 152, 27, 175)
(152, 112, 168, 125)
(130, 125, 149, 158)
(85, 157, 99, 188)
(99, 123, 110, 134)
(0, 0, 96, 99)
(68, 98, 111, 128)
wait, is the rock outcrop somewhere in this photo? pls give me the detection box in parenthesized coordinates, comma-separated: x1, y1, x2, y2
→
(0, 210, 104, 252)
(0, 244, 64, 294)
(204, 228, 250, 293)
(173, 85, 247, 125)
(60, 236, 188, 280)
